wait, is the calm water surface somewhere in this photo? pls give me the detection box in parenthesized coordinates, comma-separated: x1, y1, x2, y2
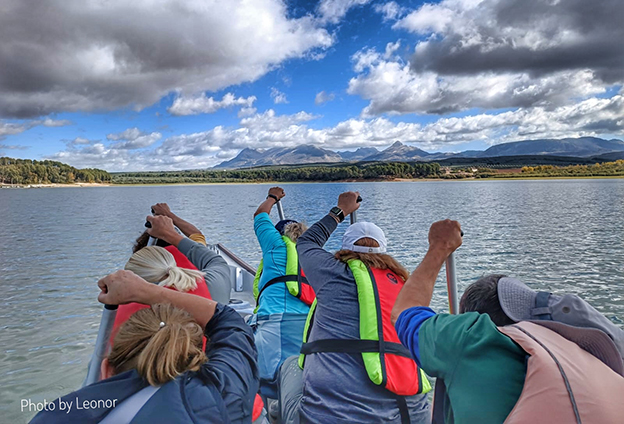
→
(1, 180, 623, 422)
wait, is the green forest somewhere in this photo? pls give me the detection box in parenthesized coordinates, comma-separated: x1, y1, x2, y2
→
(516, 161, 624, 177)
(112, 162, 443, 184)
(0, 157, 112, 185)
(2, 157, 623, 186)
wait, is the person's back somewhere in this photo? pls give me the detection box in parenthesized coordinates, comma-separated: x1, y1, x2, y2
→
(393, 220, 624, 424)
(300, 266, 430, 423)
(413, 312, 527, 423)
(30, 264, 258, 424)
(252, 187, 312, 399)
(296, 192, 430, 424)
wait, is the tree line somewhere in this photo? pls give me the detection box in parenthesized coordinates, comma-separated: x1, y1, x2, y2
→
(517, 161, 624, 177)
(0, 157, 112, 185)
(113, 162, 443, 184)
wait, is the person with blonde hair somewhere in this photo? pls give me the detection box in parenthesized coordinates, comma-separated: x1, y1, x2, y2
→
(125, 245, 204, 293)
(111, 214, 229, 336)
(252, 187, 315, 402)
(30, 269, 258, 424)
(280, 191, 430, 424)
(132, 202, 231, 304)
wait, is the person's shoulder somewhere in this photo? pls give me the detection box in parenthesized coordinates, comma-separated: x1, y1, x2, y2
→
(421, 312, 499, 339)
(254, 212, 271, 223)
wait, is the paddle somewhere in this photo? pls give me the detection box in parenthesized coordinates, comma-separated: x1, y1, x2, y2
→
(276, 200, 286, 221)
(350, 195, 363, 224)
(145, 208, 158, 246)
(445, 229, 463, 315)
(83, 304, 118, 386)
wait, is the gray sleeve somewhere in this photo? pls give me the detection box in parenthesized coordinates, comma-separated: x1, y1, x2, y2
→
(177, 237, 231, 304)
(296, 214, 345, 293)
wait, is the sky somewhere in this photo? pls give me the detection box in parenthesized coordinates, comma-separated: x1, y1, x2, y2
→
(0, 0, 623, 172)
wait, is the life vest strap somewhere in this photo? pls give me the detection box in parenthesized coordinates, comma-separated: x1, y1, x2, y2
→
(256, 274, 309, 301)
(300, 339, 413, 358)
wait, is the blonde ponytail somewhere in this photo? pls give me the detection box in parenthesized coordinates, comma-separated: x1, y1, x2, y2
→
(108, 304, 207, 386)
(124, 246, 204, 292)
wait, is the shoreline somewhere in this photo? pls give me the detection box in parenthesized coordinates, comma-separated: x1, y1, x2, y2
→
(3, 175, 624, 189)
(1, 182, 112, 189)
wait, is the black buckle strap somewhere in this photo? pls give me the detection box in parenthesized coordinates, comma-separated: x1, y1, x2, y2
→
(257, 274, 308, 301)
(300, 339, 413, 358)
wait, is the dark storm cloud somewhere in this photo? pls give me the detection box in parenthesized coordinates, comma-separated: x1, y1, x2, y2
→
(407, 0, 624, 83)
(0, 0, 332, 118)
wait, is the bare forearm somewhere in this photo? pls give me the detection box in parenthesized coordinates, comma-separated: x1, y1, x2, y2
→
(169, 213, 201, 238)
(141, 284, 217, 329)
(254, 198, 276, 217)
(392, 247, 447, 324)
(159, 229, 185, 247)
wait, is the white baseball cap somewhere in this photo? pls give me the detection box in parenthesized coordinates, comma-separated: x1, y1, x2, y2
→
(341, 222, 387, 253)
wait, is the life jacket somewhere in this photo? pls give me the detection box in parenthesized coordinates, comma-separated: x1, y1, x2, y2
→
(252, 395, 264, 423)
(498, 322, 624, 424)
(112, 245, 211, 340)
(253, 236, 315, 310)
(298, 259, 431, 397)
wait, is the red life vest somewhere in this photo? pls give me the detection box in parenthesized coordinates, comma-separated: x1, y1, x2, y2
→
(252, 395, 264, 422)
(112, 245, 211, 341)
(299, 260, 430, 396)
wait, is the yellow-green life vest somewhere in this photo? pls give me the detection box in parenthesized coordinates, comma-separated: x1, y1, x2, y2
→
(298, 259, 431, 396)
(253, 236, 315, 312)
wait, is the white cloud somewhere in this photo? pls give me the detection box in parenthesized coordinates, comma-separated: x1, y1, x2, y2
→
(0, 122, 28, 140)
(106, 127, 162, 150)
(0, 118, 72, 140)
(348, 47, 610, 116)
(69, 137, 95, 146)
(318, 0, 373, 24)
(383, 40, 401, 60)
(238, 107, 258, 118)
(48, 96, 624, 171)
(0, 143, 28, 151)
(168, 93, 256, 116)
(239, 109, 318, 131)
(315, 91, 336, 105)
(0, 0, 333, 118)
(373, 2, 405, 22)
(270, 88, 289, 104)
(347, 0, 624, 117)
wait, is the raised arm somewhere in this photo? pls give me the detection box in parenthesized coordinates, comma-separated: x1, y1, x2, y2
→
(391, 219, 462, 325)
(254, 186, 284, 217)
(98, 270, 217, 328)
(151, 202, 203, 240)
(297, 191, 361, 292)
(146, 215, 231, 304)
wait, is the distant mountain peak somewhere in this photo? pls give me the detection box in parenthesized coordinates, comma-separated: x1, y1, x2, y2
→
(213, 136, 624, 169)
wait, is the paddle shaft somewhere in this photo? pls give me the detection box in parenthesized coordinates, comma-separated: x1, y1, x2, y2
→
(276, 201, 285, 221)
(445, 253, 459, 315)
(350, 195, 363, 224)
(84, 304, 118, 386)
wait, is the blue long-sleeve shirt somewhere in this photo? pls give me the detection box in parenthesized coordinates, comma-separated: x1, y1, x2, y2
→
(395, 306, 436, 366)
(253, 212, 309, 316)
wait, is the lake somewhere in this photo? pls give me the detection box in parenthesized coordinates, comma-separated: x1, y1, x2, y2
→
(1, 180, 623, 422)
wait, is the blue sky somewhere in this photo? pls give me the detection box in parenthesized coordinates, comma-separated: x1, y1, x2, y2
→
(0, 0, 622, 171)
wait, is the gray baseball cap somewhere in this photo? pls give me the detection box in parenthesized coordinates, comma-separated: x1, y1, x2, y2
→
(498, 277, 624, 374)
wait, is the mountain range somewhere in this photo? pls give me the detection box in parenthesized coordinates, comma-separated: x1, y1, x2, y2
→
(214, 137, 624, 169)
